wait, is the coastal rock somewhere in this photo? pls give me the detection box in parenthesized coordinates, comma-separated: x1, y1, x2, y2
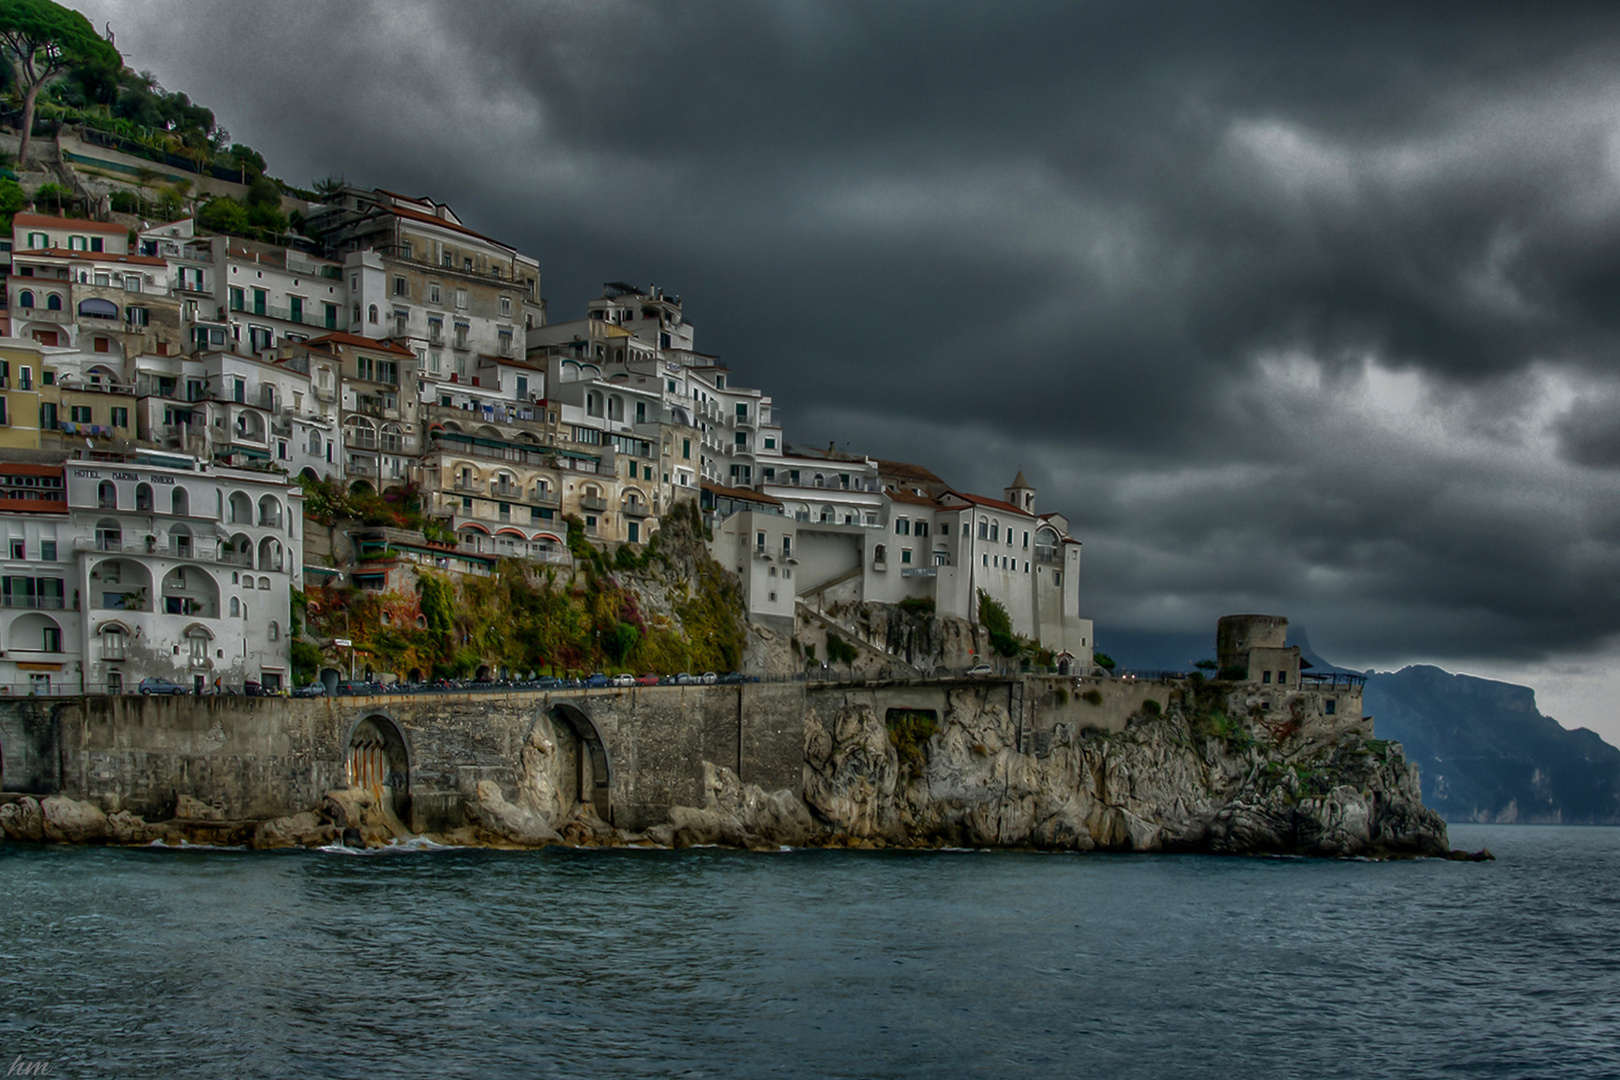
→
(251, 811, 336, 849)
(780, 684, 1448, 858)
(106, 810, 161, 845)
(0, 796, 45, 841)
(324, 787, 412, 845)
(468, 780, 560, 846)
(41, 795, 108, 843)
(667, 762, 820, 847)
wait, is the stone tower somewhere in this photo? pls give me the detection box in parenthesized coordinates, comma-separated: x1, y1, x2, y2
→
(1004, 470, 1035, 514)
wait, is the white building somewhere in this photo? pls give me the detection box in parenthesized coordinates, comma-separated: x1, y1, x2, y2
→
(0, 451, 303, 695)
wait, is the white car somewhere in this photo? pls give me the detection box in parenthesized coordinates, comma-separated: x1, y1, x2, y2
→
(612, 673, 635, 687)
(966, 663, 994, 677)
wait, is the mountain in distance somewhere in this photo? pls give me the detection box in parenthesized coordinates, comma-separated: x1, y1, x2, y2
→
(1108, 625, 1620, 824)
(1293, 633, 1620, 825)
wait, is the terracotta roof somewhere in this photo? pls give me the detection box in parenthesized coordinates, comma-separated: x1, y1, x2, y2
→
(945, 489, 1035, 518)
(12, 247, 166, 266)
(302, 331, 415, 357)
(885, 487, 941, 508)
(390, 204, 516, 253)
(874, 458, 946, 484)
(12, 214, 128, 234)
(702, 481, 782, 506)
(0, 463, 63, 476)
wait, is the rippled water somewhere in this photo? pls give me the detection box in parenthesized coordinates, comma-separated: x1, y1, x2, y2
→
(0, 825, 1615, 1079)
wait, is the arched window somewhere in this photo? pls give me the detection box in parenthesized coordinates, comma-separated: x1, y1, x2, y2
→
(608, 396, 624, 421)
(230, 597, 240, 617)
(135, 483, 153, 511)
(269, 621, 280, 641)
(258, 576, 269, 590)
(171, 487, 188, 516)
(308, 431, 322, 456)
(98, 481, 117, 510)
(45, 293, 62, 311)
(586, 392, 603, 417)
(100, 624, 127, 661)
(16, 290, 33, 308)
(368, 304, 379, 324)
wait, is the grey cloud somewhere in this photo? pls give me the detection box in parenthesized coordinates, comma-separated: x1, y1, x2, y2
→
(67, 0, 1620, 684)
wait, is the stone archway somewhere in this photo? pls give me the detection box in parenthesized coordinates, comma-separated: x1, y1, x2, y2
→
(346, 714, 411, 822)
(548, 701, 613, 824)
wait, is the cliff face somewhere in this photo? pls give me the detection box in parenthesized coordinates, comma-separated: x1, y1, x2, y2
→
(1364, 665, 1620, 824)
(664, 684, 1448, 858)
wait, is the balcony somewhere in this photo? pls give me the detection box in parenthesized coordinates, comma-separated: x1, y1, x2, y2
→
(452, 479, 481, 493)
(622, 500, 650, 517)
(580, 495, 608, 512)
(0, 594, 65, 609)
(489, 481, 522, 499)
(1034, 545, 1061, 564)
(530, 488, 560, 507)
(347, 431, 378, 449)
(12, 307, 73, 324)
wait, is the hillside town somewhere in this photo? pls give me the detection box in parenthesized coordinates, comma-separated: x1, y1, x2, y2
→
(0, 135, 1094, 694)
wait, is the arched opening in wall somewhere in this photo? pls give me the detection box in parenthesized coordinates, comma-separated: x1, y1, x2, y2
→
(350, 480, 374, 496)
(228, 490, 252, 525)
(546, 702, 614, 824)
(474, 664, 490, 681)
(171, 486, 189, 516)
(347, 714, 411, 823)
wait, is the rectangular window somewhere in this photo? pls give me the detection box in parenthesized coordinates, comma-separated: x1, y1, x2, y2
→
(1262, 671, 1272, 684)
(1325, 699, 1337, 715)
(1277, 670, 1288, 685)
(901, 548, 912, 564)
(764, 436, 776, 449)
(41, 541, 55, 561)
(9, 539, 23, 559)
(782, 536, 792, 558)
(400, 240, 413, 260)
(393, 276, 408, 297)
(229, 286, 244, 311)
(39, 402, 56, 428)
(70, 405, 92, 423)
(323, 303, 338, 329)
(252, 288, 267, 315)
(500, 296, 511, 316)
(682, 438, 691, 459)
(454, 323, 469, 349)
(429, 283, 441, 304)
(111, 407, 128, 428)
(1023, 531, 1030, 548)
(455, 289, 467, 309)
(289, 296, 304, 323)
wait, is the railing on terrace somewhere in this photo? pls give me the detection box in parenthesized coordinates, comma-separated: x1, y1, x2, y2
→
(0, 594, 65, 609)
(1300, 671, 1367, 689)
(580, 496, 607, 511)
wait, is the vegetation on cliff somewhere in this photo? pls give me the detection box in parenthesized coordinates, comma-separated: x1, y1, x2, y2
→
(300, 501, 747, 682)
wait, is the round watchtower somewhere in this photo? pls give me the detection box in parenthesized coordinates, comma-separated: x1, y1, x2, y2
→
(1216, 614, 1289, 672)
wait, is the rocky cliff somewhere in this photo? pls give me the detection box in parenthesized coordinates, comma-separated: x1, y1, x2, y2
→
(658, 683, 1448, 857)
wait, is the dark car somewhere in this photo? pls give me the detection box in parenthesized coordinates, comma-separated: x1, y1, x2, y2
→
(292, 682, 327, 698)
(584, 672, 612, 688)
(336, 679, 384, 695)
(138, 676, 190, 695)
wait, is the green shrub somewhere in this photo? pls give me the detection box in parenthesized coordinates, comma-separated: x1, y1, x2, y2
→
(1081, 689, 1103, 706)
(1094, 652, 1116, 671)
(825, 632, 859, 666)
(886, 709, 937, 769)
(898, 596, 935, 617)
(1141, 699, 1162, 716)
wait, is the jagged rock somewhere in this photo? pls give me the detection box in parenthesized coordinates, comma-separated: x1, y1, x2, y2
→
(41, 795, 108, 843)
(251, 811, 336, 849)
(467, 780, 560, 846)
(106, 810, 160, 845)
(324, 787, 412, 845)
(784, 684, 1447, 857)
(0, 796, 45, 841)
(666, 762, 821, 847)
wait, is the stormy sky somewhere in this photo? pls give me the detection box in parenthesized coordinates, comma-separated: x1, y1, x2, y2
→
(70, 0, 1620, 742)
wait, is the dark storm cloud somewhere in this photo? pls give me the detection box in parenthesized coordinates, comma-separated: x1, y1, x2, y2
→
(72, 0, 1620, 672)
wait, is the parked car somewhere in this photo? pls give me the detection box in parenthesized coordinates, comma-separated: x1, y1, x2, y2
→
(673, 673, 697, 686)
(718, 671, 745, 685)
(533, 676, 563, 690)
(700, 671, 719, 685)
(966, 663, 994, 677)
(292, 682, 327, 697)
(635, 673, 660, 686)
(585, 672, 612, 688)
(612, 673, 636, 687)
(336, 679, 384, 695)
(138, 676, 189, 696)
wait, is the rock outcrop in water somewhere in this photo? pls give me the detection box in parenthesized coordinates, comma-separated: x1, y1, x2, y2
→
(659, 683, 1447, 858)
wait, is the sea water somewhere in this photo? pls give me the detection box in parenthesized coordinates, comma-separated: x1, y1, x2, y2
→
(0, 824, 1614, 1079)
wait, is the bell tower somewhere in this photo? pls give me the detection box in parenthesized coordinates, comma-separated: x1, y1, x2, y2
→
(1004, 470, 1035, 514)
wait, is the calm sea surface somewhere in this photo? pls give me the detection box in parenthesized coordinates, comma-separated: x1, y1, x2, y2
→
(0, 824, 1615, 1079)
